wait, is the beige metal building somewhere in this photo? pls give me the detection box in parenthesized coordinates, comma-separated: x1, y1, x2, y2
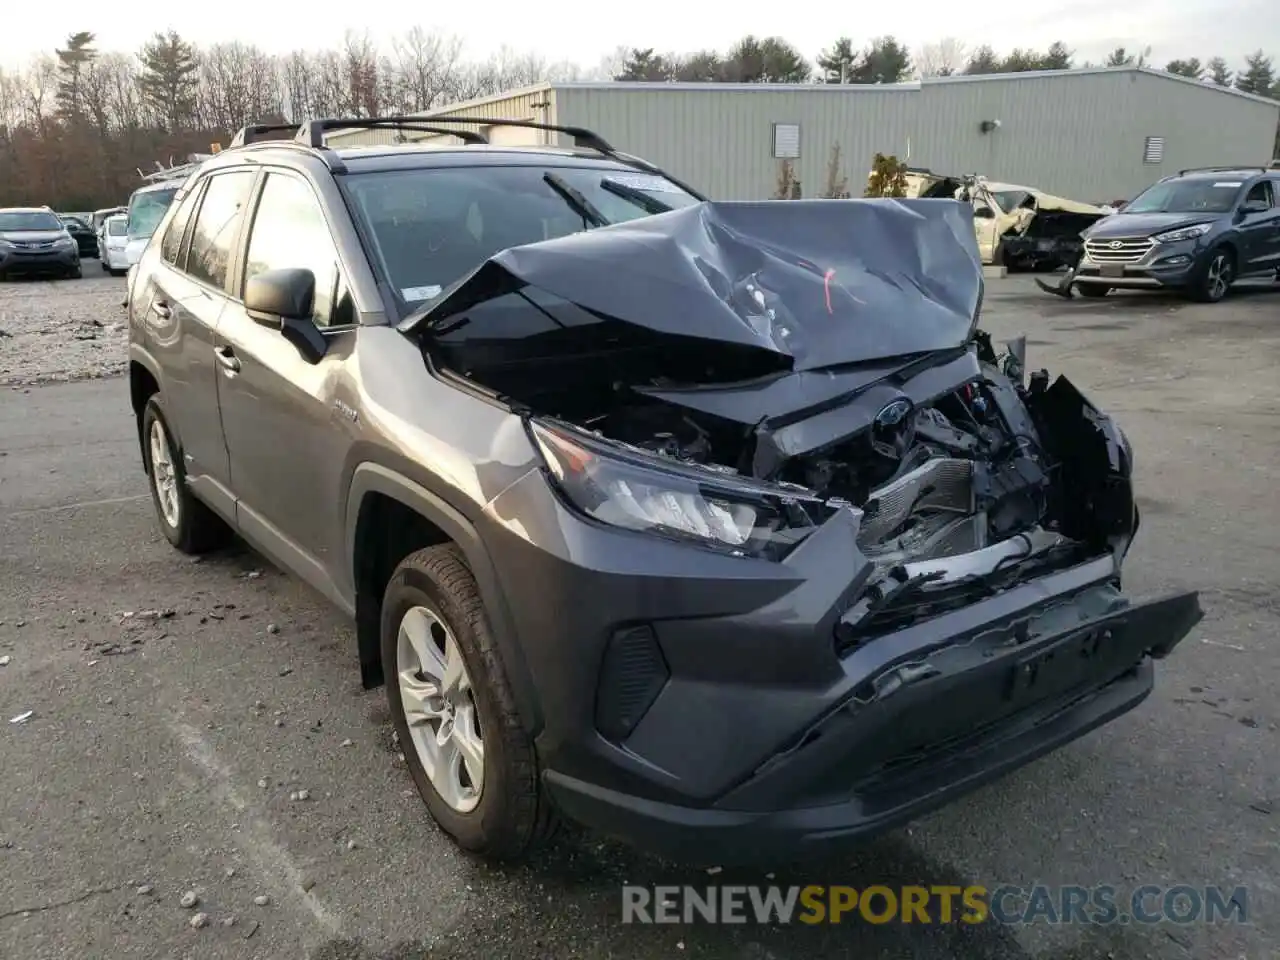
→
(326, 67, 1280, 203)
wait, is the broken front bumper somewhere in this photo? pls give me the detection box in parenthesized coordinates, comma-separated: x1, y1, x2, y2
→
(1002, 235, 1082, 267)
(483, 460, 1200, 863)
(541, 548, 1200, 863)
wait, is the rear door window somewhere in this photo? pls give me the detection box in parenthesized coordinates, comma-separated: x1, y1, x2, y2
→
(160, 183, 204, 269)
(186, 171, 256, 292)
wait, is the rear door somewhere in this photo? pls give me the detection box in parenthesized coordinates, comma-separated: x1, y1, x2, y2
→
(136, 174, 248, 501)
(214, 168, 358, 599)
(1259, 178, 1280, 272)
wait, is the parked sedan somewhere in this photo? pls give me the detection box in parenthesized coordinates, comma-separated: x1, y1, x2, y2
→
(58, 214, 98, 258)
(0, 207, 81, 279)
(98, 214, 129, 275)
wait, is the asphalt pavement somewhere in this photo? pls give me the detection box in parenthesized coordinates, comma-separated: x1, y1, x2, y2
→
(1, 277, 1278, 960)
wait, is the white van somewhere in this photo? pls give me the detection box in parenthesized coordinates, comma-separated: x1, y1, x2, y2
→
(123, 180, 182, 268)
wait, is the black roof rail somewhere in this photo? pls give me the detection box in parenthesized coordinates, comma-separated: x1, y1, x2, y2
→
(299, 117, 489, 148)
(296, 114, 708, 200)
(415, 118, 708, 200)
(400, 117, 617, 152)
(229, 123, 301, 147)
(1176, 165, 1268, 176)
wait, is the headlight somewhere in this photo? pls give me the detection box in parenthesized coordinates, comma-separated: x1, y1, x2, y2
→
(1153, 223, 1212, 244)
(55, 236, 76, 249)
(529, 420, 838, 559)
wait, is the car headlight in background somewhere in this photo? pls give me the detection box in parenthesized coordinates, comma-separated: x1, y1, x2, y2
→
(530, 420, 837, 559)
(1153, 223, 1212, 244)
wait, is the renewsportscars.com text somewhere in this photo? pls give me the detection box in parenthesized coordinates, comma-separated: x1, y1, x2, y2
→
(621, 884, 1248, 926)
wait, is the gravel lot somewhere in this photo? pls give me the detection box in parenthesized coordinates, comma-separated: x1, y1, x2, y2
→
(0, 273, 127, 387)
(1, 276, 1278, 959)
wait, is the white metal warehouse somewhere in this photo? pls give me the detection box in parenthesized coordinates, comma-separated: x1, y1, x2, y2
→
(326, 67, 1280, 204)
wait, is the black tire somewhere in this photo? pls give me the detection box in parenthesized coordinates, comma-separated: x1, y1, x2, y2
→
(1076, 284, 1112, 298)
(100, 258, 111, 273)
(1188, 247, 1234, 303)
(140, 395, 230, 554)
(382, 545, 556, 861)
(66, 264, 82, 280)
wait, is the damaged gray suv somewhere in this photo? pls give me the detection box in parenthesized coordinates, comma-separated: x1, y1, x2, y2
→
(127, 117, 1203, 864)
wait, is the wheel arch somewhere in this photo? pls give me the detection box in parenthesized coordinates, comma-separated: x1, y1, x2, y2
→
(129, 350, 163, 471)
(345, 463, 542, 736)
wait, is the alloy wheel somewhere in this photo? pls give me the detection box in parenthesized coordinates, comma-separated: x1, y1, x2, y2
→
(1206, 254, 1232, 301)
(397, 605, 485, 813)
(148, 417, 180, 528)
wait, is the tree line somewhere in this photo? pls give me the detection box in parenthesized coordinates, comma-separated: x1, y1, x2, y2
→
(0, 29, 589, 208)
(615, 35, 1279, 92)
(2, 30, 1277, 210)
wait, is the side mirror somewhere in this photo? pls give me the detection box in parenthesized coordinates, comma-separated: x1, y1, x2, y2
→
(244, 267, 327, 364)
(1238, 200, 1269, 217)
(972, 206, 995, 219)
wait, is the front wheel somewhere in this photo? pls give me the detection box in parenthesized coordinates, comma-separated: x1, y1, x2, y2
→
(1189, 248, 1234, 303)
(382, 545, 555, 861)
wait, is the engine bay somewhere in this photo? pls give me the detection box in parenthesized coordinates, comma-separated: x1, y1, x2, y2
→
(419, 200, 1137, 633)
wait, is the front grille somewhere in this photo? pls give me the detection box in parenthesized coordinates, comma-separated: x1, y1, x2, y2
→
(1084, 237, 1153, 264)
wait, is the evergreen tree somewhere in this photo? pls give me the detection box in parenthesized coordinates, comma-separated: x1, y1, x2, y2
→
(137, 31, 201, 129)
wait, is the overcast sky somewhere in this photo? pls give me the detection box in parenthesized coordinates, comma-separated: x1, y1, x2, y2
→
(3, 0, 1278, 74)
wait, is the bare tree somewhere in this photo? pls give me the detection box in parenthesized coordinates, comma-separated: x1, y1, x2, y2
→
(198, 42, 283, 131)
(916, 37, 968, 77)
(22, 56, 59, 135)
(342, 31, 384, 117)
(101, 53, 143, 131)
(389, 27, 464, 112)
(590, 46, 632, 81)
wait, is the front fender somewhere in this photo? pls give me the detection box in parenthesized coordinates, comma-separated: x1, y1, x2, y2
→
(344, 462, 543, 735)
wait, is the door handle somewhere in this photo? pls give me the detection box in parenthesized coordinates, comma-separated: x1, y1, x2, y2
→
(214, 346, 241, 375)
(152, 300, 171, 319)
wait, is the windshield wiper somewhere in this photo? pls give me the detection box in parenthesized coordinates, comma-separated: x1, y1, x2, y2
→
(599, 177, 673, 215)
(542, 172, 609, 228)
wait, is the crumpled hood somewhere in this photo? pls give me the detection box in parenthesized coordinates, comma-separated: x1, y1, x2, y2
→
(985, 184, 1104, 216)
(0, 230, 68, 244)
(410, 198, 983, 370)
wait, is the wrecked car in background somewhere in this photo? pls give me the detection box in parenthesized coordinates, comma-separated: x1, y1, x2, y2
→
(897, 168, 1106, 271)
(132, 121, 1203, 865)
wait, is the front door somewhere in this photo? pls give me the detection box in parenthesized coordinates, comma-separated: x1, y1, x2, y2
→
(1235, 180, 1280, 273)
(214, 169, 357, 602)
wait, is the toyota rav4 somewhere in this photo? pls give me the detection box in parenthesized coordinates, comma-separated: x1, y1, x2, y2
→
(126, 116, 1203, 864)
